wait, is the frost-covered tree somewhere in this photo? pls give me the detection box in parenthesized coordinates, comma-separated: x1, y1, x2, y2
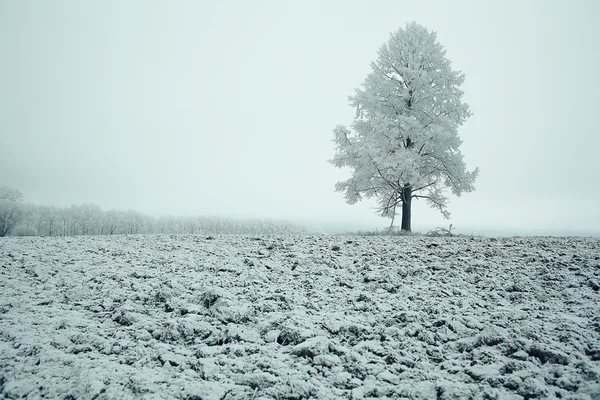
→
(103, 209, 122, 235)
(0, 186, 24, 237)
(330, 22, 478, 231)
(0, 186, 24, 203)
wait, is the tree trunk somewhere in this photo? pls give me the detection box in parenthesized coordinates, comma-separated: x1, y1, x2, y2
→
(401, 186, 412, 232)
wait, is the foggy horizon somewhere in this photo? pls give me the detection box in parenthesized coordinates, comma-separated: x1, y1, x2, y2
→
(2, 0, 599, 237)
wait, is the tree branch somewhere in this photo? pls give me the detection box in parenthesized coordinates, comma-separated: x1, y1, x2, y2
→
(411, 180, 438, 193)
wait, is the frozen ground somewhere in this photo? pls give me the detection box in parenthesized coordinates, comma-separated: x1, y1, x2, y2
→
(0, 234, 599, 399)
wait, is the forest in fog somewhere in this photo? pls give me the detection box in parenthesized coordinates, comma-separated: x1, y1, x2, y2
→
(0, 187, 317, 237)
(20, 204, 317, 236)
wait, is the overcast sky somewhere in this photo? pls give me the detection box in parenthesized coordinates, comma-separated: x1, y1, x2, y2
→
(1, 0, 599, 235)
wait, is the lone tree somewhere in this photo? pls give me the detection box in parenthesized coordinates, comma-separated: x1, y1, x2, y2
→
(330, 22, 478, 232)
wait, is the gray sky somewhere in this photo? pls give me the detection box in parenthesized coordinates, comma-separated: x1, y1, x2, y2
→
(1, 0, 599, 235)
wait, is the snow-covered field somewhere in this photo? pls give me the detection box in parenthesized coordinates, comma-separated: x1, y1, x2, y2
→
(1, 235, 599, 399)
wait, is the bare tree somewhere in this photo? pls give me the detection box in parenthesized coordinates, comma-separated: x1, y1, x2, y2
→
(0, 186, 24, 237)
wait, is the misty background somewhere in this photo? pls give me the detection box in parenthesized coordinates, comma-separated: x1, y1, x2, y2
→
(1, 0, 599, 235)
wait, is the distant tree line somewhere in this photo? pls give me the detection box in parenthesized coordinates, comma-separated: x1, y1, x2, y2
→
(0, 186, 319, 237)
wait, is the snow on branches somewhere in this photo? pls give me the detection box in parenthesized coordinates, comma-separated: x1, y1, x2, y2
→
(330, 22, 478, 230)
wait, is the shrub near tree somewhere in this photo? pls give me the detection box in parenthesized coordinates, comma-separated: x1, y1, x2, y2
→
(331, 22, 478, 232)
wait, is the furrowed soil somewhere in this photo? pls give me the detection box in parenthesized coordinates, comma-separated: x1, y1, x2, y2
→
(1, 235, 599, 399)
